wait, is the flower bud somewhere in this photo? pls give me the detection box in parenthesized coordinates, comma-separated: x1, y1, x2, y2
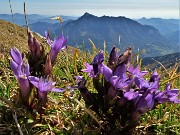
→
(108, 86, 118, 99)
(33, 37, 41, 57)
(44, 54, 52, 76)
(108, 46, 118, 67)
(28, 29, 35, 53)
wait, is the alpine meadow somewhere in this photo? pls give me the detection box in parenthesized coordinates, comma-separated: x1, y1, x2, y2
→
(0, 0, 179, 134)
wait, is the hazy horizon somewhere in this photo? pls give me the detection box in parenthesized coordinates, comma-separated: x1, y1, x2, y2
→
(0, 0, 179, 19)
(1, 12, 180, 20)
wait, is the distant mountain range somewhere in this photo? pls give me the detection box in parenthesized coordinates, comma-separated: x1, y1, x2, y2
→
(60, 13, 179, 56)
(136, 17, 180, 43)
(27, 19, 72, 36)
(142, 52, 180, 71)
(136, 17, 179, 35)
(0, 19, 179, 70)
(0, 13, 78, 26)
(0, 13, 179, 57)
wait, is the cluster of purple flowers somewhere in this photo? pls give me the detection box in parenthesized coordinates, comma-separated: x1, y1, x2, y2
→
(10, 29, 67, 113)
(77, 46, 180, 133)
(9, 27, 179, 133)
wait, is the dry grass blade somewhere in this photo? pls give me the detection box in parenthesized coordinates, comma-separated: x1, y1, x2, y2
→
(169, 64, 178, 87)
(73, 98, 103, 129)
(161, 74, 180, 85)
(0, 96, 23, 134)
(104, 40, 106, 54)
(8, 0, 14, 23)
(89, 38, 97, 55)
(73, 49, 79, 75)
(24, 2, 29, 31)
(152, 58, 169, 75)
(13, 111, 23, 135)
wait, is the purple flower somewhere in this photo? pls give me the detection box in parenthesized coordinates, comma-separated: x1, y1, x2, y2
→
(164, 83, 180, 103)
(45, 31, 68, 63)
(10, 48, 31, 100)
(43, 54, 52, 76)
(113, 63, 127, 79)
(127, 65, 148, 88)
(29, 76, 65, 106)
(110, 76, 131, 91)
(108, 46, 118, 66)
(102, 63, 113, 82)
(28, 28, 35, 53)
(124, 89, 138, 100)
(33, 37, 41, 57)
(45, 31, 52, 45)
(10, 48, 23, 65)
(91, 51, 104, 65)
(90, 51, 104, 76)
(103, 63, 131, 91)
(149, 71, 160, 82)
(128, 65, 148, 78)
(81, 62, 94, 78)
(132, 92, 155, 121)
(29, 76, 65, 93)
(11, 62, 30, 98)
(154, 90, 167, 103)
(28, 29, 41, 57)
(118, 47, 132, 65)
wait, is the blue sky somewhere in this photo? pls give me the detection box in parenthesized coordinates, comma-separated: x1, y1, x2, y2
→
(0, 0, 179, 18)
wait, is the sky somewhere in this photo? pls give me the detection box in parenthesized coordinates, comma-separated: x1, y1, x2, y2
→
(0, 0, 179, 19)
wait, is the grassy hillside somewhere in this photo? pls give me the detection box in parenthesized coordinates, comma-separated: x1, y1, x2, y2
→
(0, 20, 179, 135)
(0, 19, 46, 54)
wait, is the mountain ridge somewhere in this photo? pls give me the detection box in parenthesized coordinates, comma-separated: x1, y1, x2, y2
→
(0, 19, 179, 69)
(61, 12, 175, 56)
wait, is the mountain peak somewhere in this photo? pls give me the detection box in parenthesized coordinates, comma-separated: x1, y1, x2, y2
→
(79, 12, 97, 19)
(83, 12, 95, 17)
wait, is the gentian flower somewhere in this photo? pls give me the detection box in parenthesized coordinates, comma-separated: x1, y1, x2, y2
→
(10, 48, 31, 100)
(43, 54, 52, 76)
(108, 46, 118, 66)
(118, 47, 132, 65)
(33, 37, 41, 57)
(164, 83, 180, 103)
(28, 29, 41, 57)
(128, 65, 148, 89)
(124, 89, 138, 100)
(128, 65, 148, 78)
(29, 76, 65, 104)
(103, 63, 131, 90)
(28, 28, 35, 53)
(103, 63, 132, 98)
(149, 71, 160, 82)
(132, 92, 155, 121)
(10, 47, 23, 65)
(90, 51, 104, 76)
(81, 62, 94, 78)
(45, 31, 68, 63)
(28, 76, 64, 92)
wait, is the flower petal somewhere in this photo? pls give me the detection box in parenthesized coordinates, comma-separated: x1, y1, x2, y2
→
(10, 61, 19, 77)
(102, 64, 112, 82)
(51, 88, 65, 92)
(28, 76, 39, 88)
(124, 89, 138, 100)
(113, 63, 126, 79)
(45, 31, 52, 45)
(10, 48, 22, 65)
